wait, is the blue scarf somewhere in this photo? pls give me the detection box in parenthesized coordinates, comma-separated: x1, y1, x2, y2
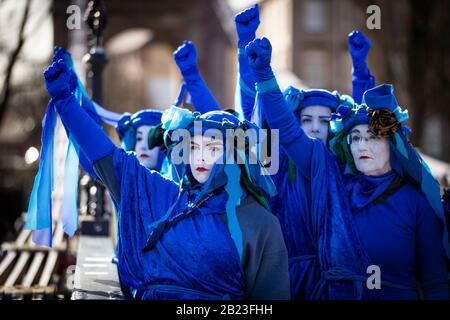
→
(348, 171, 397, 210)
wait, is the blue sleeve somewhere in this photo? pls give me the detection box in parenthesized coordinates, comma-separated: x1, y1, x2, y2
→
(183, 70, 220, 113)
(237, 49, 257, 121)
(257, 78, 327, 178)
(416, 197, 449, 300)
(54, 93, 117, 164)
(112, 148, 181, 222)
(352, 62, 376, 104)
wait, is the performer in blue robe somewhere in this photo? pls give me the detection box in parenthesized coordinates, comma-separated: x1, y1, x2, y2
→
(42, 59, 290, 300)
(233, 5, 375, 300)
(245, 36, 449, 300)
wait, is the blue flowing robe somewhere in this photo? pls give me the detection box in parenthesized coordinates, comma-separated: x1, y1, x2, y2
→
(52, 93, 290, 300)
(236, 47, 379, 299)
(258, 79, 449, 299)
(346, 172, 449, 299)
(110, 149, 245, 299)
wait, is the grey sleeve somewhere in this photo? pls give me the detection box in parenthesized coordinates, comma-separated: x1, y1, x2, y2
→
(236, 199, 291, 300)
(93, 153, 121, 205)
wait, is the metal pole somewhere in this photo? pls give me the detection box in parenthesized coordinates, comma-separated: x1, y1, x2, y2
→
(81, 0, 109, 235)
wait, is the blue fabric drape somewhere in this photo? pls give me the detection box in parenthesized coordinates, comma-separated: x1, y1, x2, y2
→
(113, 149, 245, 299)
(26, 101, 57, 246)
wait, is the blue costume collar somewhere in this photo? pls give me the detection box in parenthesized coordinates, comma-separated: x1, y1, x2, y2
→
(349, 170, 397, 210)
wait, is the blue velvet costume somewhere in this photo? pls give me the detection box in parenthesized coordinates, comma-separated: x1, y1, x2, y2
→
(234, 7, 376, 299)
(330, 85, 449, 299)
(247, 75, 374, 299)
(263, 88, 356, 300)
(246, 37, 448, 299)
(41, 59, 290, 299)
(112, 148, 245, 299)
(262, 81, 448, 299)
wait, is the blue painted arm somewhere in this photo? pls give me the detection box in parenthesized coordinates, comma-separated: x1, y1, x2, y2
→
(234, 5, 260, 120)
(237, 50, 257, 121)
(44, 59, 116, 164)
(173, 41, 220, 113)
(348, 31, 376, 104)
(245, 37, 329, 177)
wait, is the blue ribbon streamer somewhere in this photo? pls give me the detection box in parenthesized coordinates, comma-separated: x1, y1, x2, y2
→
(224, 164, 244, 261)
(174, 82, 187, 107)
(61, 139, 80, 237)
(27, 52, 104, 246)
(25, 101, 57, 246)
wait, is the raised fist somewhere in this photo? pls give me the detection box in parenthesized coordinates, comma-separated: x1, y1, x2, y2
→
(245, 37, 274, 82)
(43, 59, 72, 100)
(235, 4, 260, 46)
(173, 40, 198, 77)
(348, 30, 371, 62)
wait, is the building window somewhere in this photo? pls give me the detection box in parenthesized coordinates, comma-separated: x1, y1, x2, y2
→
(302, 0, 329, 33)
(301, 49, 330, 88)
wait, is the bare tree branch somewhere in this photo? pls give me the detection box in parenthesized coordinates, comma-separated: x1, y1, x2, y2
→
(0, 0, 32, 126)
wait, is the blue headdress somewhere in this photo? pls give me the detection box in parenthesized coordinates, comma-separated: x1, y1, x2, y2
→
(115, 112, 132, 140)
(283, 86, 354, 113)
(116, 109, 163, 152)
(159, 106, 277, 260)
(280, 86, 354, 181)
(330, 83, 449, 257)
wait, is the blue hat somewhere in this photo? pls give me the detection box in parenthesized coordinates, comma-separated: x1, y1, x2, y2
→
(129, 109, 163, 128)
(162, 107, 242, 135)
(115, 112, 132, 139)
(330, 84, 409, 136)
(329, 83, 409, 169)
(189, 110, 241, 135)
(117, 109, 163, 151)
(363, 84, 398, 110)
(161, 105, 276, 198)
(330, 104, 370, 134)
(283, 86, 354, 112)
(362, 84, 409, 123)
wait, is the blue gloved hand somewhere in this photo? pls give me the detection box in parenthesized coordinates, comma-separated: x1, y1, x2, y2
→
(173, 40, 199, 79)
(245, 37, 274, 82)
(43, 59, 73, 101)
(235, 4, 260, 48)
(52, 46, 71, 64)
(51, 46, 78, 93)
(348, 30, 371, 66)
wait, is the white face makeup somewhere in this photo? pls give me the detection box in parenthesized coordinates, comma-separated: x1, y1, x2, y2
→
(189, 134, 224, 184)
(299, 105, 332, 143)
(349, 124, 392, 176)
(135, 125, 160, 169)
